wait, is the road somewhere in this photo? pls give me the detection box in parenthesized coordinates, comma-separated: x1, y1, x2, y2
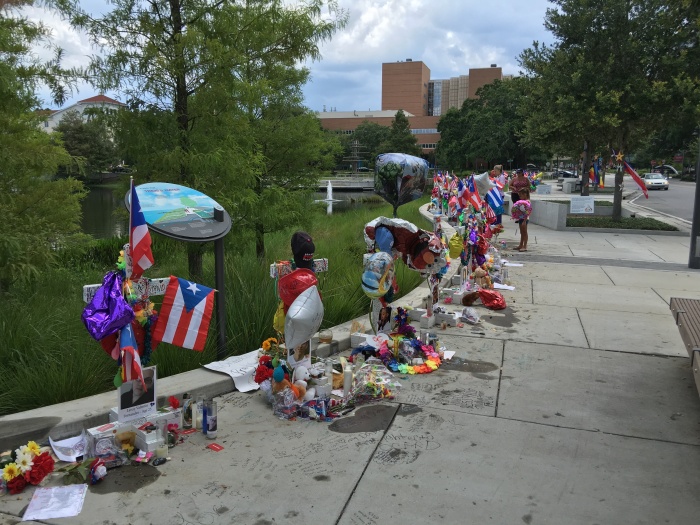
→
(629, 178, 695, 222)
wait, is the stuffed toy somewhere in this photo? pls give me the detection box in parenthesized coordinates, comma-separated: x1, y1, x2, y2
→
(473, 267, 492, 289)
(292, 366, 315, 401)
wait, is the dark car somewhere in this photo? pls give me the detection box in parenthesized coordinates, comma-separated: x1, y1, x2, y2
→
(553, 169, 577, 178)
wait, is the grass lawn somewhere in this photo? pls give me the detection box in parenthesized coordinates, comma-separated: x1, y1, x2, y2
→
(566, 216, 678, 231)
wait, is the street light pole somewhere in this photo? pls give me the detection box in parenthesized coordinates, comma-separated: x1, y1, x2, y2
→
(688, 136, 700, 268)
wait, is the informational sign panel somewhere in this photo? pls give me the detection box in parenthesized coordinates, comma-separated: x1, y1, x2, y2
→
(570, 196, 595, 214)
(125, 183, 231, 242)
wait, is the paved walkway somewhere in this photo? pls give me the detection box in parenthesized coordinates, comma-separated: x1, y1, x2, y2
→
(2, 211, 700, 525)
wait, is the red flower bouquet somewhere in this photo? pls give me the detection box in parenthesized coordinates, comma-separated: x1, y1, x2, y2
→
(2, 441, 55, 495)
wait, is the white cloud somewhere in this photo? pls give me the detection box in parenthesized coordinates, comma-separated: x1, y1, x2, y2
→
(25, 0, 556, 111)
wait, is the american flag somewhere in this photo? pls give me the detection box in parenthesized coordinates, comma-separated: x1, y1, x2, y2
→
(129, 180, 154, 279)
(485, 203, 497, 224)
(152, 276, 215, 352)
(120, 323, 145, 389)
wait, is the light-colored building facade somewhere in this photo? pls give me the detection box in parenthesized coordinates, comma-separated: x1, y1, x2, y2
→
(39, 95, 125, 132)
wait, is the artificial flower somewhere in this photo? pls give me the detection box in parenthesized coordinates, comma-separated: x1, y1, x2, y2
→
(2, 463, 19, 482)
(31, 452, 54, 478)
(25, 465, 46, 485)
(15, 452, 33, 474)
(7, 475, 26, 495)
(25, 441, 41, 456)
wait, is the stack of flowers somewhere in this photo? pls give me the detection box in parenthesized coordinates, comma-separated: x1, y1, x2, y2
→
(1, 441, 55, 495)
(376, 338, 441, 375)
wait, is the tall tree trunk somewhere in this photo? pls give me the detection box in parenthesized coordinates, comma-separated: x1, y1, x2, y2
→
(254, 175, 266, 260)
(612, 166, 624, 221)
(580, 139, 590, 196)
(170, 0, 200, 276)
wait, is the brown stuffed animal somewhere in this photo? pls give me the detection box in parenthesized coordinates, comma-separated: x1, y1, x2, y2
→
(473, 267, 492, 289)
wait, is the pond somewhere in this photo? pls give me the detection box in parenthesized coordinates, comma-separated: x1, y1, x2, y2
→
(81, 185, 384, 239)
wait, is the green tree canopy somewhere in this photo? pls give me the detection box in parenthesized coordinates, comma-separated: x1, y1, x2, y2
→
(0, 2, 85, 294)
(350, 120, 390, 167)
(54, 110, 119, 176)
(378, 109, 422, 157)
(519, 0, 699, 213)
(55, 0, 347, 266)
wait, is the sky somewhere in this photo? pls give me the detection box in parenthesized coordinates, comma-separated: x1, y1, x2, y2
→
(25, 0, 556, 112)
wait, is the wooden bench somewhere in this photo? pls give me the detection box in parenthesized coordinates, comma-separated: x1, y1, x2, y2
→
(669, 297, 700, 398)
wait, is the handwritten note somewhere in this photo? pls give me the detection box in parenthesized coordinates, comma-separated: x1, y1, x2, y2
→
(204, 350, 260, 392)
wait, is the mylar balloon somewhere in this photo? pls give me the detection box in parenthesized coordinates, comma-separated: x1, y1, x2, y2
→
(361, 252, 395, 298)
(284, 285, 324, 351)
(473, 171, 496, 196)
(374, 153, 428, 216)
(277, 268, 318, 308)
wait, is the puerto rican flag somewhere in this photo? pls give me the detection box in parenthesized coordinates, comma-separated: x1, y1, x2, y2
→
(152, 276, 215, 352)
(624, 160, 648, 199)
(120, 323, 145, 389)
(466, 175, 482, 209)
(129, 180, 154, 279)
(457, 179, 469, 210)
(485, 187, 504, 215)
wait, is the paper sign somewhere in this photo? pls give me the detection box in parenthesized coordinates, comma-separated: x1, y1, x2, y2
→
(23, 484, 88, 521)
(206, 443, 224, 452)
(180, 428, 197, 435)
(443, 351, 456, 361)
(570, 196, 595, 214)
(118, 366, 157, 423)
(204, 350, 260, 392)
(493, 283, 516, 291)
(49, 431, 88, 462)
(503, 262, 523, 267)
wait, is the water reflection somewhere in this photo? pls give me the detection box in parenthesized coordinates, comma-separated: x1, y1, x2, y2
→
(81, 184, 128, 239)
(81, 185, 382, 239)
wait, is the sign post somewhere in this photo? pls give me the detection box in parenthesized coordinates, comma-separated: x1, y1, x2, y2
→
(125, 183, 233, 360)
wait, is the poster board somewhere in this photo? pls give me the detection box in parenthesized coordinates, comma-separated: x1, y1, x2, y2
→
(570, 196, 595, 214)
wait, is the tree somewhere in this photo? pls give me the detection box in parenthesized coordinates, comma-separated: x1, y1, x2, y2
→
(519, 0, 699, 217)
(0, 2, 85, 294)
(351, 121, 390, 167)
(378, 109, 422, 157)
(436, 78, 544, 172)
(55, 0, 347, 270)
(54, 110, 119, 176)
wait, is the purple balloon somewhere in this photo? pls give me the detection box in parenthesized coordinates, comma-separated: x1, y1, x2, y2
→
(82, 271, 134, 341)
(469, 229, 478, 244)
(475, 253, 486, 266)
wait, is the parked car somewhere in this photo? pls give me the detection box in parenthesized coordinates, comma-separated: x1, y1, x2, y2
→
(652, 164, 678, 177)
(526, 163, 538, 171)
(553, 169, 577, 178)
(642, 172, 669, 190)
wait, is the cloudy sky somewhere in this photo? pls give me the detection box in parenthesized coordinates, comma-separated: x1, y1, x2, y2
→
(26, 0, 556, 111)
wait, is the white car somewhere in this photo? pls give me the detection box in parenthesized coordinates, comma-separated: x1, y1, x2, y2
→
(642, 173, 669, 190)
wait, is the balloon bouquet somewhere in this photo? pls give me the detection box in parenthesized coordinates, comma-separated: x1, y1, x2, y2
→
(255, 231, 331, 418)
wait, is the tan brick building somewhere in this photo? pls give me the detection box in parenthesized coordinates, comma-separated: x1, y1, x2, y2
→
(317, 60, 506, 155)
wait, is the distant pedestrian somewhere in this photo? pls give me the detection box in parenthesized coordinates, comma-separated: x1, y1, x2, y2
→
(492, 165, 506, 225)
(510, 169, 530, 205)
(512, 188, 532, 252)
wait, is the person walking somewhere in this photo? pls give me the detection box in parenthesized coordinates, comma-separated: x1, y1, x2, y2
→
(512, 188, 532, 252)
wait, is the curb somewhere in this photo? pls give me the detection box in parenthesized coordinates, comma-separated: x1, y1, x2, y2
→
(0, 209, 457, 446)
(564, 227, 688, 236)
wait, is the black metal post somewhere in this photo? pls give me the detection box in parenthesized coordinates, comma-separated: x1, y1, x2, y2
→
(688, 139, 700, 268)
(214, 237, 227, 359)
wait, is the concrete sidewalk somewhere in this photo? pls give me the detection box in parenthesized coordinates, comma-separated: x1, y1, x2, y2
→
(2, 215, 700, 525)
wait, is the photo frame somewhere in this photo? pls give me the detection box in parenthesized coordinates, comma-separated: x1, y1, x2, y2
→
(118, 366, 157, 423)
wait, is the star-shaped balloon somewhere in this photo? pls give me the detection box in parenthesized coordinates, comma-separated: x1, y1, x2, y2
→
(615, 151, 624, 162)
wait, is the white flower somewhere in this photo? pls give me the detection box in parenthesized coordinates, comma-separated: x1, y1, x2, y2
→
(15, 445, 29, 456)
(15, 452, 34, 474)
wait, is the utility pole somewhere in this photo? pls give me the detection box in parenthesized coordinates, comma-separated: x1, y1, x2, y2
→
(688, 136, 700, 268)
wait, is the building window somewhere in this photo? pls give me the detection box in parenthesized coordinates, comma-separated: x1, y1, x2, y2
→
(419, 143, 437, 150)
(44, 121, 49, 128)
(411, 129, 439, 134)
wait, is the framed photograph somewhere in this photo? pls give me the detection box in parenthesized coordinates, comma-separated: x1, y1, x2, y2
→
(287, 340, 311, 370)
(118, 366, 157, 423)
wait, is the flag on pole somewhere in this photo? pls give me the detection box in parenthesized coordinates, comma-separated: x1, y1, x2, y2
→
(624, 161, 648, 199)
(457, 179, 469, 210)
(485, 187, 504, 215)
(129, 179, 154, 279)
(466, 175, 482, 209)
(152, 276, 215, 352)
(120, 323, 145, 389)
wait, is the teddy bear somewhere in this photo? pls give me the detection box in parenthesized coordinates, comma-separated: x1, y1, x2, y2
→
(292, 366, 315, 402)
(271, 365, 305, 400)
(473, 267, 492, 289)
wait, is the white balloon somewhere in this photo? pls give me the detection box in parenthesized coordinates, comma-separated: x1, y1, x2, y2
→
(473, 171, 495, 195)
(284, 285, 324, 351)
